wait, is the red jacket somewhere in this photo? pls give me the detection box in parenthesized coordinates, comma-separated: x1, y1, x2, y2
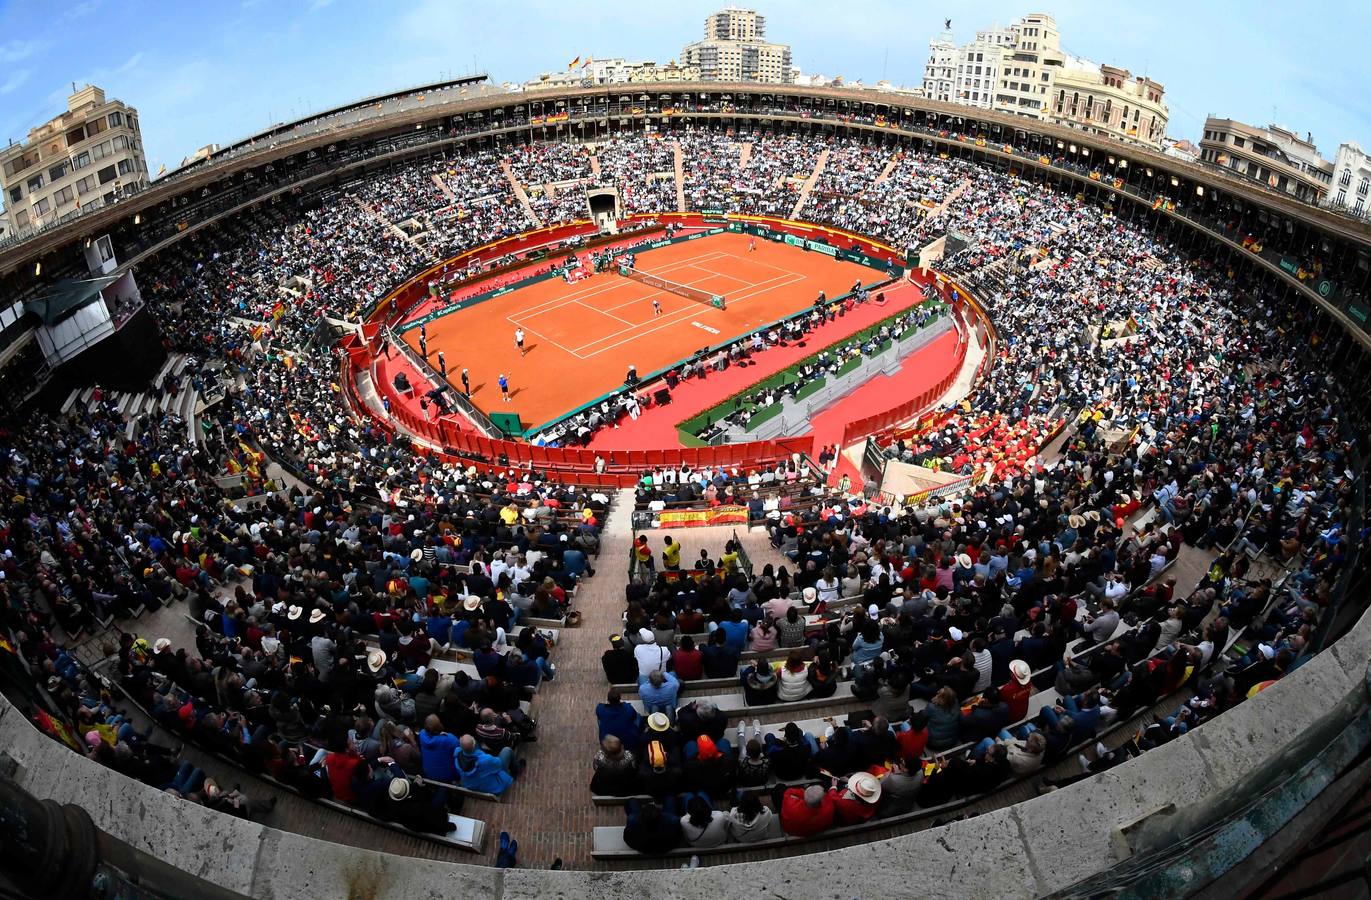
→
(324, 751, 363, 803)
(672, 648, 704, 681)
(779, 787, 834, 837)
(830, 788, 878, 826)
(999, 681, 1031, 721)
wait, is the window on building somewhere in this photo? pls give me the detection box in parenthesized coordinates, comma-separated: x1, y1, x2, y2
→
(76, 174, 96, 194)
(117, 158, 135, 176)
(33, 197, 49, 216)
(26, 174, 43, 193)
(1341, 169, 1353, 186)
(1360, 178, 1370, 197)
(108, 111, 124, 128)
(97, 164, 117, 185)
(14, 209, 28, 228)
(92, 140, 113, 161)
(53, 185, 74, 206)
(1234, 136, 1245, 147)
(48, 160, 69, 182)
(7, 186, 21, 204)
(74, 151, 91, 169)
(65, 125, 86, 147)
(112, 134, 129, 151)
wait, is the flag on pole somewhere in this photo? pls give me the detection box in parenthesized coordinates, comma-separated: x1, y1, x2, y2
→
(582, 55, 593, 68)
(567, 56, 580, 70)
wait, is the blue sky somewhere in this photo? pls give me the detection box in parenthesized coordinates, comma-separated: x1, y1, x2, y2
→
(0, 0, 1368, 172)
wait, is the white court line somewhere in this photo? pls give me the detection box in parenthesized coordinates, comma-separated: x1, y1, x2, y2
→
(503, 251, 736, 359)
(711, 249, 802, 278)
(504, 250, 729, 322)
(576, 298, 634, 326)
(570, 270, 807, 358)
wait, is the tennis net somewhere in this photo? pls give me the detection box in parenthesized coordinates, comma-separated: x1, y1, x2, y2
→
(618, 265, 726, 309)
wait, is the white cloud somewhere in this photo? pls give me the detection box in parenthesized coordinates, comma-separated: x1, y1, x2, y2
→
(0, 39, 47, 64)
(0, 69, 31, 95)
(60, 0, 103, 24)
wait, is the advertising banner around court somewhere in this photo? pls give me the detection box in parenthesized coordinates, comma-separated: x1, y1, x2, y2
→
(804, 239, 839, 257)
(658, 505, 749, 528)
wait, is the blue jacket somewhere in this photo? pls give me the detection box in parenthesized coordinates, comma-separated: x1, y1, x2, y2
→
(418, 730, 459, 782)
(456, 747, 514, 795)
(596, 701, 642, 746)
(637, 672, 680, 717)
(718, 620, 750, 653)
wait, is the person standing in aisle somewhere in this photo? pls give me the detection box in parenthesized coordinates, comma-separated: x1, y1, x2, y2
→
(461, 368, 471, 397)
(437, 351, 447, 378)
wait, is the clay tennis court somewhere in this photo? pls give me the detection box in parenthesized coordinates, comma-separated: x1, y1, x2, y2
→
(402, 231, 878, 431)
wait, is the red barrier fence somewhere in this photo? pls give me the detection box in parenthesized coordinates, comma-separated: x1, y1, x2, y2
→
(343, 218, 995, 484)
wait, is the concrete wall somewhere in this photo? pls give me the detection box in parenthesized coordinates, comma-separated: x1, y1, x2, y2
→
(5, 603, 1370, 899)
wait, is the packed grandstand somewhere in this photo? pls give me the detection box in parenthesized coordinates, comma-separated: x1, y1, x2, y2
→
(1, 82, 1369, 898)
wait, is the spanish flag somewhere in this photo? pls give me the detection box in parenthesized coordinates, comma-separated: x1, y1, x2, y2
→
(567, 56, 580, 70)
(582, 55, 593, 68)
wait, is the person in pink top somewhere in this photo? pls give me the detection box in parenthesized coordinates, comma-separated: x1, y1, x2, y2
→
(749, 618, 779, 652)
(763, 593, 793, 621)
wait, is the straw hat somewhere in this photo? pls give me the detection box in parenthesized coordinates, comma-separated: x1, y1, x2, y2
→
(462, 595, 482, 612)
(1009, 659, 1032, 685)
(203, 778, 221, 800)
(388, 778, 411, 801)
(647, 712, 671, 733)
(286, 605, 304, 621)
(367, 649, 387, 673)
(848, 771, 882, 804)
(802, 586, 818, 605)
(956, 553, 973, 569)
(153, 638, 172, 653)
(1068, 514, 1085, 529)
(308, 608, 326, 624)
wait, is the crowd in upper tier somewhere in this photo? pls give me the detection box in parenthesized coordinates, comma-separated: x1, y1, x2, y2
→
(1, 126, 1362, 866)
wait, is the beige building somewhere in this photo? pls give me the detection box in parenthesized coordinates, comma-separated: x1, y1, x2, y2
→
(992, 12, 1063, 117)
(1199, 118, 1333, 204)
(1048, 59, 1167, 148)
(0, 85, 149, 237)
(681, 7, 793, 84)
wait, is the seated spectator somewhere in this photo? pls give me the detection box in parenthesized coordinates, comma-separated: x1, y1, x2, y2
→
(740, 663, 779, 706)
(926, 686, 963, 751)
(622, 798, 682, 854)
(828, 771, 882, 825)
(671, 635, 704, 681)
(591, 735, 639, 796)
(701, 629, 742, 678)
(726, 792, 782, 842)
(454, 734, 521, 795)
(776, 651, 812, 702)
(639, 670, 682, 720)
(596, 688, 642, 747)
(679, 793, 729, 848)
(602, 634, 638, 684)
(776, 784, 834, 837)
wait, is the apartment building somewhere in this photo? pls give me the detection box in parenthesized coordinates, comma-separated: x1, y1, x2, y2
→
(1199, 118, 1333, 204)
(992, 13, 1063, 117)
(1326, 141, 1371, 217)
(0, 85, 150, 238)
(1049, 59, 1167, 148)
(681, 7, 794, 84)
(923, 26, 1016, 109)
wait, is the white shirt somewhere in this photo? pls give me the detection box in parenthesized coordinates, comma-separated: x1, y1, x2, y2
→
(634, 641, 670, 679)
